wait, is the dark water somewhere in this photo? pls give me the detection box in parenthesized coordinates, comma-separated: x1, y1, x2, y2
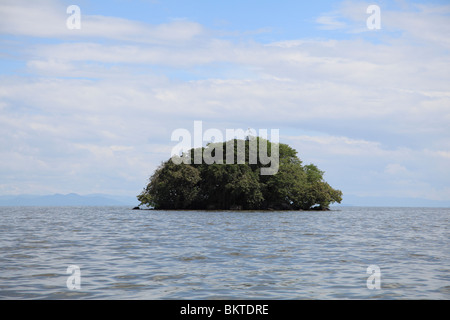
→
(0, 206, 448, 299)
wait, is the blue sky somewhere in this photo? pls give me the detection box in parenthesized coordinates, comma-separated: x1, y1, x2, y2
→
(0, 0, 449, 204)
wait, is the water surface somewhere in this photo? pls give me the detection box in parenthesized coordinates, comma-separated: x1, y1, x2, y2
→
(0, 206, 448, 299)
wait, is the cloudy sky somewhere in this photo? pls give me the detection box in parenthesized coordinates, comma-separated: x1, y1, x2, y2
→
(1, 0, 449, 204)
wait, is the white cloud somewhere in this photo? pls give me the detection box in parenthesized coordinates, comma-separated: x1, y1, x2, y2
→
(284, 135, 383, 156)
(282, 133, 450, 200)
(0, 0, 204, 43)
(315, 1, 450, 44)
(0, 0, 449, 201)
(315, 1, 369, 33)
(316, 15, 347, 30)
(383, 4, 450, 49)
(384, 163, 410, 175)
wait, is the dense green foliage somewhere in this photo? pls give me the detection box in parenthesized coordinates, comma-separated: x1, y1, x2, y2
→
(137, 138, 342, 210)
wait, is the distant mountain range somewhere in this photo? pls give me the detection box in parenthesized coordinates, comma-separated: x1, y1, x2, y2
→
(0, 193, 138, 207)
(0, 193, 448, 208)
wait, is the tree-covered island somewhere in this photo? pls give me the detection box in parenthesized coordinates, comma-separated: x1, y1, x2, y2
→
(137, 137, 342, 210)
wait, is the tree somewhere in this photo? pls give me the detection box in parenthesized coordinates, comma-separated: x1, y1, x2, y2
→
(302, 164, 343, 209)
(263, 159, 307, 210)
(138, 138, 342, 210)
(137, 160, 201, 209)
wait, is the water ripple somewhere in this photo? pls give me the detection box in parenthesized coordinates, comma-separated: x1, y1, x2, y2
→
(0, 206, 448, 299)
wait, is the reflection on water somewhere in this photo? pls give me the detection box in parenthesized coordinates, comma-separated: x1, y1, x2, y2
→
(0, 206, 448, 299)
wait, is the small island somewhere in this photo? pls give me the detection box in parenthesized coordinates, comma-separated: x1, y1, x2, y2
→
(137, 137, 342, 210)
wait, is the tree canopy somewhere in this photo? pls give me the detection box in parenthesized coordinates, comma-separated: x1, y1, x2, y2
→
(137, 137, 342, 210)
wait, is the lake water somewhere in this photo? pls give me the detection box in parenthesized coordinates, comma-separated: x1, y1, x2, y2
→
(0, 206, 448, 300)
